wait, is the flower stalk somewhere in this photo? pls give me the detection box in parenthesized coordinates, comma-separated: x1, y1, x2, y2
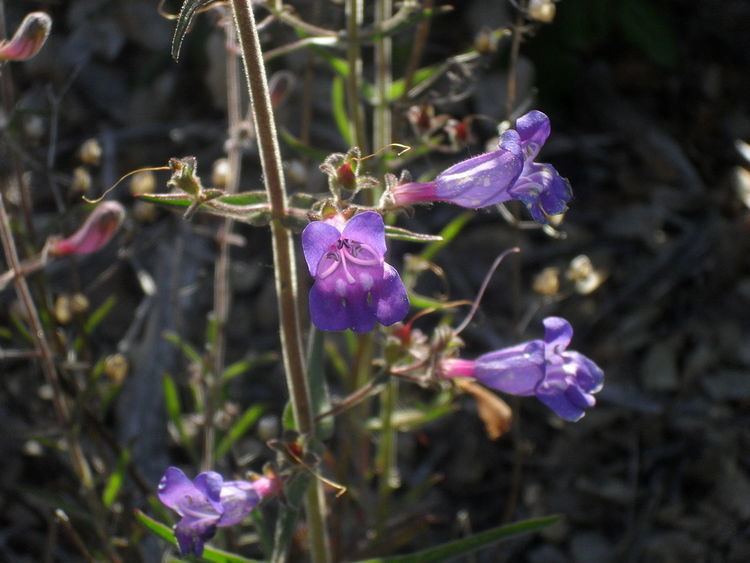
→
(228, 1, 330, 560)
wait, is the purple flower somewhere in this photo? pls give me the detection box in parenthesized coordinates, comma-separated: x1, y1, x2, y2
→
(389, 110, 572, 223)
(439, 317, 603, 421)
(157, 467, 277, 557)
(509, 110, 573, 222)
(302, 211, 410, 333)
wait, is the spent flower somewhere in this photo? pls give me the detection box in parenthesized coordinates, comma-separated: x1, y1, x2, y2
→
(439, 317, 603, 421)
(50, 202, 125, 257)
(302, 211, 409, 333)
(158, 467, 278, 557)
(388, 110, 572, 223)
(0, 12, 51, 62)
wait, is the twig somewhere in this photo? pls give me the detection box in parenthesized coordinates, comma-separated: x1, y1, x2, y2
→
(229, 2, 330, 561)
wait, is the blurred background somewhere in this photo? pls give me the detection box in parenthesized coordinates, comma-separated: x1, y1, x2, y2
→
(1, 0, 749, 561)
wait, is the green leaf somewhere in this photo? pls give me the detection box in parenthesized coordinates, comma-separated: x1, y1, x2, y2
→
(215, 404, 265, 460)
(332, 76, 354, 146)
(163, 331, 203, 365)
(355, 515, 560, 563)
(102, 448, 130, 508)
(134, 510, 259, 563)
(366, 402, 455, 432)
(279, 128, 330, 162)
(222, 352, 278, 382)
(307, 327, 333, 440)
(172, 0, 213, 61)
(388, 65, 440, 101)
(84, 295, 117, 335)
(271, 473, 310, 561)
(385, 225, 443, 243)
(282, 400, 296, 432)
(163, 373, 191, 451)
(420, 211, 473, 262)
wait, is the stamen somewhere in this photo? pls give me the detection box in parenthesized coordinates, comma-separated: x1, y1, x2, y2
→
(345, 242, 381, 266)
(318, 253, 341, 279)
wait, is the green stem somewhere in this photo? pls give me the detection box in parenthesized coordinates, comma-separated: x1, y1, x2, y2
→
(229, 2, 330, 561)
(345, 0, 367, 152)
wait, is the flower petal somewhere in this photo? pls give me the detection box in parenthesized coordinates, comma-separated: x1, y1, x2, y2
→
(174, 518, 217, 557)
(217, 481, 261, 527)
(542, 316, 573, 355)
(563, 351, 604, 393)
(308, 281, 377, 333)
(474, 341, 546, 396)
(508, 163, 572, 223)
(373, 263, 410, 327)
(536, 384, 586, 422)
(158, 467, 201, 515)
(516, 110, 551, 160)
(301, 221, 341, 277)
(193, 471, 225, 515)
(342, 211, 387, 256)
(435, 130, 524, 208)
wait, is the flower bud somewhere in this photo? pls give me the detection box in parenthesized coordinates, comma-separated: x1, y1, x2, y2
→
(71, 293, 90, 315)
(211, 158, 230, 189)
(50, 202, 125, 257)
(528, 0, 556, 23)
(78, 138, 102, 166)
(129, 170, 156, 196)
(71, 167, 92, 194)
(104, 354, 128, 384)
(0, 12, 51, 62)
(336, 162, 356, 190)
(54, 294, 72, 325)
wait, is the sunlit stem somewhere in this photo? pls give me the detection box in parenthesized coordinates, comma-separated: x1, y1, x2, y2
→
(229, 2, 330, 561)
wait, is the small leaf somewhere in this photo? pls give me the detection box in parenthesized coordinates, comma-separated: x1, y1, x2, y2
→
(307, 327, 333, 440)
(163, 331, 203, 365)
(355, 515, 560, 563)
(134, 510, 259, 563)
(222, 352, 278, 382)
(215, 404, 265, 459)
(385, 225, 443, 243)
(388, 65, 440, 101)
(171, 0, 213, 61)
(84, 295, 117, 335)
(102, 448, 130, 508)
(162, 374, 194, 457)
(420, 211, 473, 262)
(279, 128, 330, 162)
(332, 76, 354, 146)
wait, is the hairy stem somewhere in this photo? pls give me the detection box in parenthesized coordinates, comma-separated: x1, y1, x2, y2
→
(345, 0, 367, 152)
(229, 2, 330, 561)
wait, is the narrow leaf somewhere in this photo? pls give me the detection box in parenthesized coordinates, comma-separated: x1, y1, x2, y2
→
(172, 0, 213, 61)
(215, 404, 265, 460)
(356, 515, 560, 563)
(84, 295, 117, 335)
(332, 76, 354, 146)
(134, 510, 259, 563)
(307, 326, 333, 440)
(162, 373, 187, 444)
(102, 448, 130, 508)
(222, 352, 278, 382)
(385, 225, 443, 243)
(420, 211, 473, 262)
(163, 331, 203, 365)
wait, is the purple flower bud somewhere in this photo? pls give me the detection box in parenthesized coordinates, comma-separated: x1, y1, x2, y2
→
(302, 211, 410, 333)
(50, 202, 125, 257)
(439, 317, 603, 421)
(0, 12, 51, 62)
(390, 111, 572, 223)
(157, 467, 277, 557)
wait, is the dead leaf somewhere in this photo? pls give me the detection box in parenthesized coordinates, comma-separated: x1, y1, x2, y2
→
(455, 379, 512, 440)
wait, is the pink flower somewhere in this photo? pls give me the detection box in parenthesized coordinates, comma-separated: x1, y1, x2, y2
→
(50, 202, 125, 257)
